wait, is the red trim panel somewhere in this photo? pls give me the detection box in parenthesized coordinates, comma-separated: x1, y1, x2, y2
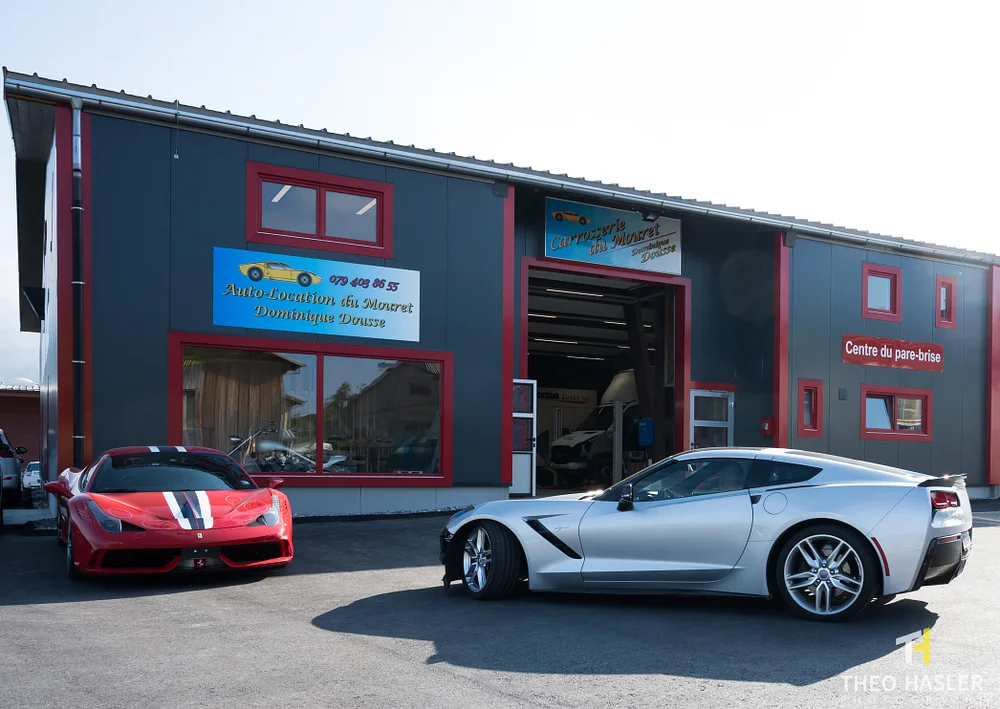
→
(934, 274, 957, 330)
(691, 381, 735, 392)
(988, 266, 1000, 486)
(862, 263, 903, 323)
(55, 105, 74, 475)
(773, 233, 790, 447)
(245, 161, 394, 258)
(519, 256, 692, 453)
(501, 186, 515, 485)
(860, 383, 933, 442)
(81, 111, 93, 462)
(168, 332, 453, 487)
(796, 379, 823, 439)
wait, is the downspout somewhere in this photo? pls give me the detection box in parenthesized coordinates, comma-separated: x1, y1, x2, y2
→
(70, 98, 85, 467)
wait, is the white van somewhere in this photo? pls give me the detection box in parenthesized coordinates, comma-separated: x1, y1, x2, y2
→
(547, 370, 642, 485)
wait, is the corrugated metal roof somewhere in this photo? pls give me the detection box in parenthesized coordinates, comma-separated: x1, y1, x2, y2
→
(4, 68, 999, 266)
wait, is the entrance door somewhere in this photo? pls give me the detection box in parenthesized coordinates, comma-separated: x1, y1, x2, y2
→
(512, 379, 537, 496)
(690, 389, 734, 449)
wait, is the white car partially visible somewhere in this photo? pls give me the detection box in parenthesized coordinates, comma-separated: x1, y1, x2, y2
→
(22, 461, 41, 489)
(0, 429, 28, 524)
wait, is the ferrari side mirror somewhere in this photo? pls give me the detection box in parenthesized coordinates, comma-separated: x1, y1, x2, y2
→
(617, 483, 634, 512)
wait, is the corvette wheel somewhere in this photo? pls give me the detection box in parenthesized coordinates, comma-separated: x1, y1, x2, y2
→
(65, 519, 83, 581)
(461, 521, 519, 600)
(776, 525, 876, 622)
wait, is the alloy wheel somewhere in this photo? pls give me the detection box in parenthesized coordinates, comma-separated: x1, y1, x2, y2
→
(783, 534, 864, 616)
(463, 526, 492, 593)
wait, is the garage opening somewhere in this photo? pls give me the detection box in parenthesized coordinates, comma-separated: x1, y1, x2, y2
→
(522, 266, 679, 493)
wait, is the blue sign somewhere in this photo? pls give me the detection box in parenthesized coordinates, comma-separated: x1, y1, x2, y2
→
(637, 417, 654, 447)
(544, 197, 682, 275)
(213, 247, 420, 342)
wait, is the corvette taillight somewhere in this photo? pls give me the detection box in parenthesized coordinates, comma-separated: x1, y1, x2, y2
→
(930, 491, 959, 509)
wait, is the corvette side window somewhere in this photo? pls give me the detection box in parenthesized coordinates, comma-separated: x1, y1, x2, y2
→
(746, 461, 822, 488)
(633, 458, 752, 502)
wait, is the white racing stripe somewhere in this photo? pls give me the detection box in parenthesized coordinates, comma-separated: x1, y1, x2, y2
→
(195, 490, 214, 530)
(162, 491, 192, 530)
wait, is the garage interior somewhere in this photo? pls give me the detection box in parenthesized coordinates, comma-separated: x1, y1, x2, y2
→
(524, 267, 675, 491)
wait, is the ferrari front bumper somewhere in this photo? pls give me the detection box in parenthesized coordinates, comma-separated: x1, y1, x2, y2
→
(74, 520, 294, 575)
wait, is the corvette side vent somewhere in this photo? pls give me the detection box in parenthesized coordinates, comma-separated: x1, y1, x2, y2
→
(524, 518, 582, 560)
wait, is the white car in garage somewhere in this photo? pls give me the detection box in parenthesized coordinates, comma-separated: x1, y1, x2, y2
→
(22, 461, 41, 489)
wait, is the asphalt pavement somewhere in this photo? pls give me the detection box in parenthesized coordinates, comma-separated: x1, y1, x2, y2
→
(1, 509, 999, 709)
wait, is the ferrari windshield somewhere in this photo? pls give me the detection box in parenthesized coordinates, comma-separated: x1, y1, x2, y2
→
(90, 451, 257, 493)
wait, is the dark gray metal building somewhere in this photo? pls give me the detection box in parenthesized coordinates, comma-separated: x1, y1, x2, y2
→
(5, 69, 999, 515)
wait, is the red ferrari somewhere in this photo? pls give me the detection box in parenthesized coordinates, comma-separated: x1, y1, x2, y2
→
(44, 446, 293, 579)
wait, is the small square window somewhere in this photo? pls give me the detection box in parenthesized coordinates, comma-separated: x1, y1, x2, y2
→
(861, 385, 932, 440)
(261, 182, 317, 234)
(862, 263, 902, 322)
(797, 379, 823, 438)
(935, 275, 957, 329)
(325, 191, 378, 243)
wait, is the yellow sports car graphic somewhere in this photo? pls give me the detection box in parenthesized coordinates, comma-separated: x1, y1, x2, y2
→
(551, 209, 589, 225)
(239, 261, 322, 288)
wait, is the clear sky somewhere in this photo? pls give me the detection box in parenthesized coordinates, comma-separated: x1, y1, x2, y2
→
(2, 0, 998, 382)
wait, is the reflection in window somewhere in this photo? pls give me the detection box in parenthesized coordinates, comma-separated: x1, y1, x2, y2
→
(182, 347, 318, 473)
(896, 397, 923, 431)
(867, 274, 893, 312)
(261, 182, 316, 235)
(323, 357, 441, 474)
(325, 191, 378, 243)
(865, 395, 893, 430)
(694, 396, 728, 422)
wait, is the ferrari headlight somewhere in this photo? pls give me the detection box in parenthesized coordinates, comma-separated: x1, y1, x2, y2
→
(261, 494, 281, 527)
(86, 500, 122, 534)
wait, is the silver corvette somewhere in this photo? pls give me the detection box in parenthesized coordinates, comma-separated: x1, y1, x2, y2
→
(439, 447, 973, 621)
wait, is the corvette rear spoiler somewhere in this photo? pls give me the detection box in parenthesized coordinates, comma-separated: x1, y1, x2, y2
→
(918, 473, 967, 488)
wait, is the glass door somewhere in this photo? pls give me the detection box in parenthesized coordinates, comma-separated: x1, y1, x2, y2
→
(512, 379, 537, 496)
(689, 389, 734, 449)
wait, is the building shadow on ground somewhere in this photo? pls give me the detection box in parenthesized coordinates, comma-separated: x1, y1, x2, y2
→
(313, 585, 938, 686)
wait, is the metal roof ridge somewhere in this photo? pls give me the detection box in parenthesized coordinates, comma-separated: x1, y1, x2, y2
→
(4, 70, 998, 266)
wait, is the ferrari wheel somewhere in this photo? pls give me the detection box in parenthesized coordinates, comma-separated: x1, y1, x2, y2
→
(462, 521, 519, 600)
(65, 518, 84, 581)
(248, 267, 264, 282)
(56, 508, 66, 547)
(775, 524, 877, 622)
(297, 272, 312, 287)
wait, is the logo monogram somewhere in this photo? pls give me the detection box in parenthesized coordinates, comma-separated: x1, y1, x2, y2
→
(896, 628, 931, 665)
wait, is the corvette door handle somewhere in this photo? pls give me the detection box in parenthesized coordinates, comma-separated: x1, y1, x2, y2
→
(750, 494, 761, 504)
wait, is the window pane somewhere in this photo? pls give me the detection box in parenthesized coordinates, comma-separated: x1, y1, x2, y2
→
(323, 356, 441, 474)
(513, 383, 533, 414)
(803, 389, 815, 428)
(865, 395, 893, 430)
(262, 182, 316, 234)
(182, 347, 318, 473)
(940, 285, 951, 321)
(867, 274, 893, 311)
(694, 396, 729, 422)
(634, 458, 749, 501)
(693, 425, 729, 448)
(896, 397, 923, 431)
(326, 191, 378, 243)
(513, 419, 533, 452)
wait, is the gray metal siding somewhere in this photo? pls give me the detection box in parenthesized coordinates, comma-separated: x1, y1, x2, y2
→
(88, 115, 504, 486)
(789, 237, 989, 485)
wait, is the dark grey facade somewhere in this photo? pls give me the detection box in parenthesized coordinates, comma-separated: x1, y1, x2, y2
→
(788, 237, 989, 485)
(89, 115, 506, 488)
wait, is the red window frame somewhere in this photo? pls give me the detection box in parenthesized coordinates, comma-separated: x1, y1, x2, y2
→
(246, 161, 394, 258)
(860, 384, 932, 441)
(167, 332, 451, 488)
(935, 275, 957, 330)
(797, 379, 823, 438)
(862, 263, 902, 322)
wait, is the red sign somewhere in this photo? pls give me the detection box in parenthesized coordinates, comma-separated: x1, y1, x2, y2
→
(842, 335, 943, 372)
